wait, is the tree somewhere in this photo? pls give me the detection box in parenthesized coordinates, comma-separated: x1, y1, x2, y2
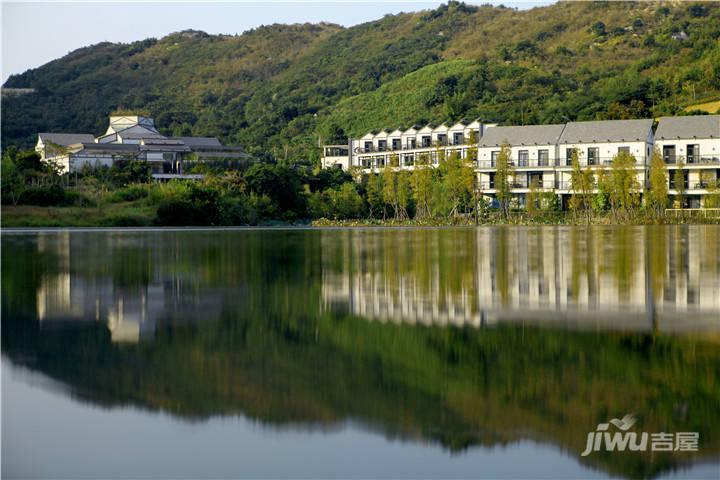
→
(526, 178, 538, 216)
(396, 170, 412, 220)
(438, 151, 474, 218)
(569, 148, 594, 224)
(495, 142, 514, 219)
(411, 153, 433, 219)
(592, 167, 610, 214)
(382, 154, 399, 220)
(701, 172, 720, 208)
(1, 151, 27, 205)
(329, 183, 364, 219)
(608, 151, 640, 222)
(365, 173, 383, 219)
(591, 21, 606, 36)
(647, 148, 668, 219)
(673, 161, 686, 209)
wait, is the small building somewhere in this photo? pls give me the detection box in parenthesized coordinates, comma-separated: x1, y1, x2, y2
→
(36, 115, 248, 179)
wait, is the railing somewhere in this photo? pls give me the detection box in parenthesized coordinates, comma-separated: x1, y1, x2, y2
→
(478, 159, 555, 168)
(663, 156, 720, 165)
(665, 208, 720, 218)
(359, 142, 472, 153)
(688, 156, 720, 165)
(478, 181, 556, 190)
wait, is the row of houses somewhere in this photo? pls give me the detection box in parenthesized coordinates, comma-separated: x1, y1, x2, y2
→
(37, 115, 248, 179)
(321, 115, 720, 207)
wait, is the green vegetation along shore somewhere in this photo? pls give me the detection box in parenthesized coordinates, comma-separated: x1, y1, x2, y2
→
(2, 147, 719, 228)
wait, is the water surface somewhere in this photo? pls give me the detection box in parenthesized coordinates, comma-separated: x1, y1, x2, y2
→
(2, 226, 719, 479)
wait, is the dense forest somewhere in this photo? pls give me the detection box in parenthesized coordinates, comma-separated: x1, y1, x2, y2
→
(3, 1, 720, 164)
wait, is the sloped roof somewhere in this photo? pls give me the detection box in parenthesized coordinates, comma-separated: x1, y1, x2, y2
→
(118, 131, 167, 140)
(559, 119, 653, 143)
(38, 133, 94, 146)
(172, 136, 223, 147)
(655, 115, 719, 140)
(479, 124, 566, 147)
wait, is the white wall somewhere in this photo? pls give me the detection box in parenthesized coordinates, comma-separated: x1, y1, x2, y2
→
(558, 140, 651, 166)
(654, 138, 720, 163)
(478, 144, 558, 167)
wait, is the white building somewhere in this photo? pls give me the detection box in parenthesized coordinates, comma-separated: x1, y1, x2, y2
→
(36, 115, 248, 178)
(321, 118, 494, 170)
(477, 124, 565, 195)
(654, 115, 720, 208)
(322, 115, 720, 207)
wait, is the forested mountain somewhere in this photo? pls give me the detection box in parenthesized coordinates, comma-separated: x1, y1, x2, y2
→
(3, 1, 720, 164)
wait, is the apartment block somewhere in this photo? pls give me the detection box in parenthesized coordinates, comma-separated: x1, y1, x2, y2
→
(321, 115, 720, 208)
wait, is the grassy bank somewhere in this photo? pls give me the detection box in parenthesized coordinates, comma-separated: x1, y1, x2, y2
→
(1, 202, 158, 228)
(312, 213, 720, 227)
(4, 204, 718, 228)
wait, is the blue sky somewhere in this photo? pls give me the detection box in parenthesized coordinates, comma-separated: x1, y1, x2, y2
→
(2, 1, 554, 83)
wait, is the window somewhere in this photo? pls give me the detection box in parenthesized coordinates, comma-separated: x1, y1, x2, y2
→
(378, 140, 387, 152)
(587, 147, 599, 165)
(162, 152, 174, 161)
(437, 134, 447, 146)
(392, 138, 401, 151)
(407, 138, 416, 149)
(491, 150, 500, 167)
(687, 144, 699, 163)
(663, 145, 676, 164)
(364, 141, 372, 153)
(421, 136, 431, 148)
(518, 150, 529, 166)
(566, 148, 575, 166)
(538, 149, 549, 166)
(618, 146, 630, 154)
(453, 132, 463, 145)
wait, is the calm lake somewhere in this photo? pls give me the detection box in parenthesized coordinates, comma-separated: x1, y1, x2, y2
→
(2, 226, 719, 479)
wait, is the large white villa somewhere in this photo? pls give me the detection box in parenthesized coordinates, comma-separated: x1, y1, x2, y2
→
(36, 115, 248, 178)
(322, 115, 720, 208)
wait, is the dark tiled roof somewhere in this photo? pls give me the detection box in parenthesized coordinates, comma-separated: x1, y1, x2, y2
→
(38, 133, 94, 146)
(655, 115, 719, 140)
(479, 124, 566, 147)
(559, 119, 653, 143)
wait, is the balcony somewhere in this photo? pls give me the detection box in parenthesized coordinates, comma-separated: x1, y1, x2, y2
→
(477, 181, 556, 190)
(688, 156, 720, 165)
(479, 158, 556, 168)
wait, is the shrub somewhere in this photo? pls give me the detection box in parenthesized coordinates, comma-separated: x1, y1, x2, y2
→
(61, 189, 95, 207)
(220, 196, 258, 225)
(19, 185, 66, 206)
(155, 198, 208, 226)
(105, 214, 152, 227)
(109, 184, 149, 203)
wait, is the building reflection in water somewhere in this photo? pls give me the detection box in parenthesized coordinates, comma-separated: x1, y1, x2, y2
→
(24, 226, 720, 343)
(320, 226, 720, 333)
(32, 231, 225, 343)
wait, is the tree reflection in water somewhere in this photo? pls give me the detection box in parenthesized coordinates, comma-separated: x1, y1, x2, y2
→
(2, 226, 719, 479)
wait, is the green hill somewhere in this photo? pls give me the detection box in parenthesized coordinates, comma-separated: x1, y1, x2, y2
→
(3, 1, 720, 164)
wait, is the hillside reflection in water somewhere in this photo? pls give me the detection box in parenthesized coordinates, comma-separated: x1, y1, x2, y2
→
(2, 226, 719, 479)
